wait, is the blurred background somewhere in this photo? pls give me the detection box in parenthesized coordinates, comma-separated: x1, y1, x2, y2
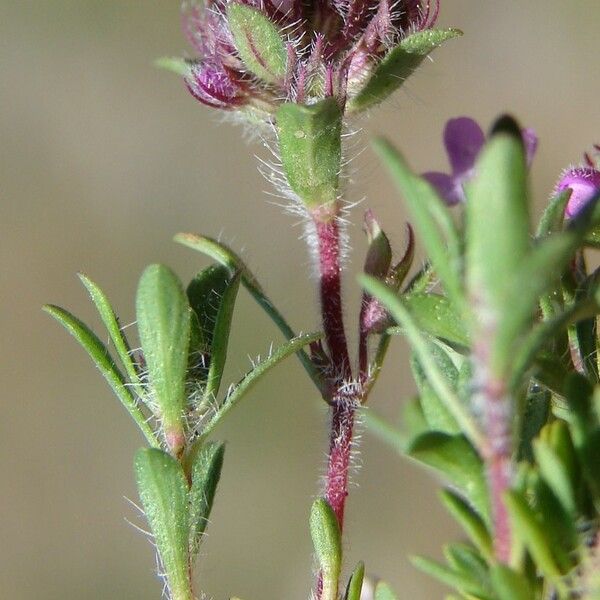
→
(1, 1, 599, 598)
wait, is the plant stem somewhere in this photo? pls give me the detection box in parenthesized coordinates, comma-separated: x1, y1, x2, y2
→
(474, 349, 513, 563)
(315, 214, 352, 380)
(313, 209, 358, 597)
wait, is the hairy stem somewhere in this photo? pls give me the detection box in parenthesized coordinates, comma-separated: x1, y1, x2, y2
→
(315, 215, 352, 380)
(313, 210, 357, 597)
(474, 348, 513, 563)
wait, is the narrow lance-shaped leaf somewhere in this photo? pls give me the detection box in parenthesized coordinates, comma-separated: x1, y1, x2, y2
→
(310, 498, 342, 600)
(392, 293, 469, 348)
(187, 441, 225, 558)
(536, 189, 570, 238)
(344, 562, 365, 600)
(489, 565, 533, 600)
(174, 233, 326, 396)
(361, 407, 407, 453)
(134, 448, 192, 600)
(43, 305, 159, 446)
(227, 4, 287, 84)
(155, 56, 191, 77)
(77, 273, 143, 396)
(498, 231, 587, 378)
(411, 345, 460, 435)
(374, 581, 399, 600)
(504, 491, 563, 582)
(187, 265, 233, 352)
(349, 29, 462, 113)
(200, 331, 322, 437)
(372, 140, 465, 314)
(359, 275, 484, 450)
(410, 555, 489, 598)
(407, 432, 490, 524)
(440, 490, 493, 563)
(277, 98, 343, 209)
(533, 439, 576, 515)
(202, 271, 241, 406)
(465, 116, 530, 376)
(136, 265, 191, 454)
(443, 543, 491, 592)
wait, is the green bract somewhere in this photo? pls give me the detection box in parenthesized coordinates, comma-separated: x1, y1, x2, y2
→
(310, 498, 342, 600)
(349, 29, 462, 113)
(227, 4, 287, 84)
(276, 98, 343, 210)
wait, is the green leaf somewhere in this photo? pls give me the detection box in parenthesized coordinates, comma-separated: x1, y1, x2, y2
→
(533, 438, 576, 515)
(344, 562, 365, 600)
(536, 189, 570, 238)
(276, 98, 343, 209)
(498, 232, 585, 378)
(362, 407, 407, 453)
(562, 373, 596, 445)
(200, 331, 322, 437)
(529, 475, 577, 571)
(359, 275, 484, 450)
(465, 117, 530, 376)
(374, 581, 399, 600)
(372, 140, 465, 314)
(502, 204, 600, 381)
(505, 491, 563, 581)
(440, 490, 493, 563)
(310, 498, 341, 600)
(227, 4, 287, 84)
(489, 565, 533, 600)
(349, 29, 462, 112)
(136, 265, 191, 452)
(174, 233, 326, 396)
(516, 387, 550, 462)
(402, 396, 429, 440)
(202, 272, 241, 405)
(154, 56, 191, 77)
(187, 441, 225, 559)
(410, 555, 490, 598)
(411, 345, 460, 435)
(511, 295, 600, 387)
(443, 543, 490, 590)
(187, 265, 233, 352)
(394, 293, 469, 347)
(43, 305, 158, 446)
(77, 273, 142, 395)
(134, 448, 192, 600)
(408, 432, 489, 524)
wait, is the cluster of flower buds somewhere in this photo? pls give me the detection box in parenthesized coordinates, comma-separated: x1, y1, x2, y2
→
(180, 0, 458, 117)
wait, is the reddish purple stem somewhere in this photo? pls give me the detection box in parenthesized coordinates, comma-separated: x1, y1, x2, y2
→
(476, 355, 513, 563)
(315, 217, 352, 380)
(314, 213, 357, 597)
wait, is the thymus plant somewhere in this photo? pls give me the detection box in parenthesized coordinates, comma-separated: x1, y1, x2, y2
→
(46, 1, 600, 599)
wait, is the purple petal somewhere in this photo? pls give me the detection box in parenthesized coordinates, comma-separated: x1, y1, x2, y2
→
(423, 171, 464, 206)
(521, 127, 538, 167)
(556, 167, 600, 219)
(444, 117, 485, 177)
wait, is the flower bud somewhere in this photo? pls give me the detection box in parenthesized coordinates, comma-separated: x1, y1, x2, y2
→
(557, 167, 600, 220)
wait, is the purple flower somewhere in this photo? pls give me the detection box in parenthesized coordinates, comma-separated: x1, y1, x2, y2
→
(423, 117, 538, 205)
(556, 166, 600, 220)
(180, 0, 441, 113)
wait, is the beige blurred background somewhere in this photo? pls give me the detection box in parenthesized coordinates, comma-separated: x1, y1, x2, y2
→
(1, 1, 598, 598)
